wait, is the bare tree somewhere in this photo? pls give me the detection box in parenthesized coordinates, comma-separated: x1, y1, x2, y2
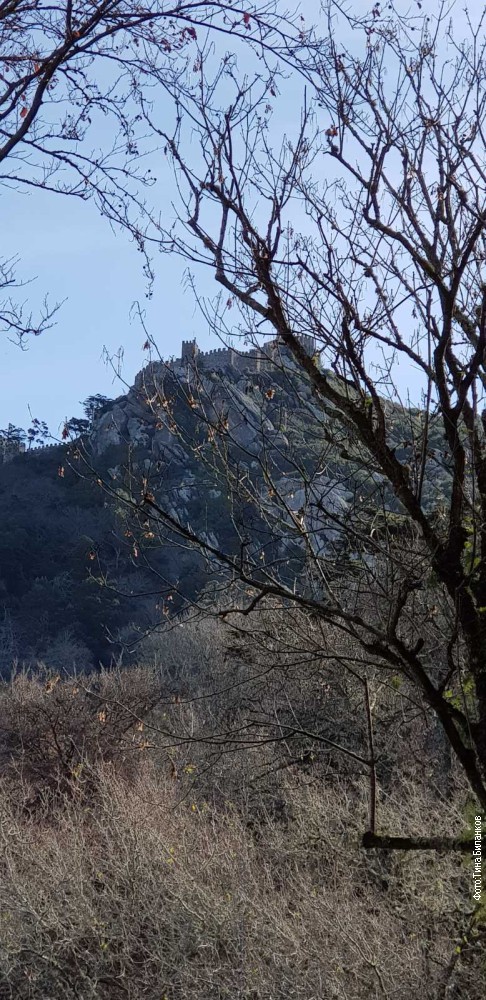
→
(107, 1, 486, 847)
(0, 0, 321, 338)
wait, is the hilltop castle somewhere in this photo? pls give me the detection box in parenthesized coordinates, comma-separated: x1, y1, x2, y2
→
(134, 334, 316, 390)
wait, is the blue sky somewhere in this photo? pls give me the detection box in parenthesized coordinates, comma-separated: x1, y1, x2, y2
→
(0, 1, 471, 436)
(0, 123, 221, 435)
(1, 12, 315, 436)
(1, 200, 216, 431)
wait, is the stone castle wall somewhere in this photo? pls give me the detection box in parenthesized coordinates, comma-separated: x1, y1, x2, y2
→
(0, 439, 26, 463)
(0, 440, 64, 463)
(23, 442, 64, 456)
(134, 335, 316, 390)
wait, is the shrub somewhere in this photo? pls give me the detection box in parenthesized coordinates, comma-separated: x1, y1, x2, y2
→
(0, 765, 483, 1000)
(0, 666, 161, 810)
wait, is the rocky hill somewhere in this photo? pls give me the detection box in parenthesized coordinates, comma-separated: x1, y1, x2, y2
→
(0, 351, 451, 675)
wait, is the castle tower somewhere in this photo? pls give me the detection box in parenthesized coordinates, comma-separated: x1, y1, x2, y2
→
(298, 333, 317, 357)
(181, 339, 199, 364)
(0, 432, 26, 463)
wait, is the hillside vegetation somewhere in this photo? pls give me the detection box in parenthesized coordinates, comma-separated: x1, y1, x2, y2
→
(0, 614, 484, 999)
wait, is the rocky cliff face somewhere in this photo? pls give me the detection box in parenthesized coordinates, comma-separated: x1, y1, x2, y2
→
(90, 362, 292, 462)
(84, 359, 357, 607)
(86, 357, 451, 590)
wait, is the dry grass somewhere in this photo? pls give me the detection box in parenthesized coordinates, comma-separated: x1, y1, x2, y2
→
(0, 765, 482, 999)
(0, 664, 483, 999)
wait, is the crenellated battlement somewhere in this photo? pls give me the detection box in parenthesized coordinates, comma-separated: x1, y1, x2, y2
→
(134, 334, 316, 390)
(23, 442, 64, 457)
(0, 438, 65, 464)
